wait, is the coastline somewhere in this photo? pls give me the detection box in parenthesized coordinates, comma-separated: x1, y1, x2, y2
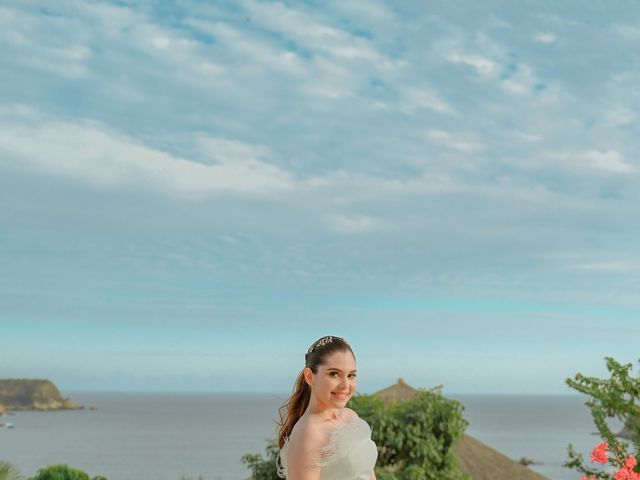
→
(0, 392, 598, 480)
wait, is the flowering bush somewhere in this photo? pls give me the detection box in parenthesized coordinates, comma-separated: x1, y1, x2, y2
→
(565, 357, 640, 479)
(580, 442, 639, 480)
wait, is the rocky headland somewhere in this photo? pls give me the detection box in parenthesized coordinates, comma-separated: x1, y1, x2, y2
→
(0, 379, 82, 411)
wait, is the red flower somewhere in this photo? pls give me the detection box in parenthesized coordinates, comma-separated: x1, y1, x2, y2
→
(591, 442, 609, 464)
(615, 468, 631, 480)
(625, 456, 638, 470)
(581, 476, 596, 480)
(615, 467, 640, 480)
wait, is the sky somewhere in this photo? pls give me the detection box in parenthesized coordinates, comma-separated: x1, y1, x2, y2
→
(1, 0, 640, 395)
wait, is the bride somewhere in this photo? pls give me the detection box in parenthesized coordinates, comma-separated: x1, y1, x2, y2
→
(276, 336, 378, 480)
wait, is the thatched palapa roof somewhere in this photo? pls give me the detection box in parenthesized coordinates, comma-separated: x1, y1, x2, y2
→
(372, 377, 442, 404)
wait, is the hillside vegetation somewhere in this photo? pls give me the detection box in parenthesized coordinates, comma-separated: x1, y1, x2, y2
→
(0, 379, 81, 411)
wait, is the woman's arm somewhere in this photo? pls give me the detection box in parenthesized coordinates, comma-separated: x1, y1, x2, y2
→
(370, 470, 377, 480)
(287, 462, 321, 480)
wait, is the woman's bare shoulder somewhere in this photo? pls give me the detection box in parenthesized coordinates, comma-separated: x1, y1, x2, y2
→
(287, 417, 327, 452)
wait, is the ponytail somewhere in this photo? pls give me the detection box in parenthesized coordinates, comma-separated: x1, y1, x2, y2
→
(277, 368, 312, 448)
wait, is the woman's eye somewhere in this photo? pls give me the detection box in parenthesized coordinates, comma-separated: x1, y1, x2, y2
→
(329, 372, 357, 378)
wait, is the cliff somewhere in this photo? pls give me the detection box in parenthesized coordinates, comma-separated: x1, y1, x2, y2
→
(0, 379, 82, 411)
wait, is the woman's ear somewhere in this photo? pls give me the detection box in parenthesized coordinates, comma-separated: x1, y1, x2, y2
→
(303, 366, 314, 386)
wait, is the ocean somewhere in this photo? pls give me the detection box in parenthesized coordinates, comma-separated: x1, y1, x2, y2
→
(0, 392, 612, 480)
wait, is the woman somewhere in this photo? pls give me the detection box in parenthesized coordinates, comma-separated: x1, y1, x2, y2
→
(276, 335, 378, 480)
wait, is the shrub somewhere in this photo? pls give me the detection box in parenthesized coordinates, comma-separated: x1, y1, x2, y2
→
(350, 391, 469, 480)
(28, 464, 105, 480)
(241, 438, 280, 480)
(0, 461, 24, 480)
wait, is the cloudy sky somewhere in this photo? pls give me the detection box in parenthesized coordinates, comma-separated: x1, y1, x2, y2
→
(2, 0, 639, 394)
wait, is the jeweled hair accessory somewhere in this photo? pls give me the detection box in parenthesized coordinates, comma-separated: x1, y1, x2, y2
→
(306, 336, 348, 355)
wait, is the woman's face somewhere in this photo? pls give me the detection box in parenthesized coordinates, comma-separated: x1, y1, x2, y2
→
(307, 349, 357, 407)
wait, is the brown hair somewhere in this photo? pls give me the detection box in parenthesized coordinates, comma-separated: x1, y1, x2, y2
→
(276, 335, 355, 448)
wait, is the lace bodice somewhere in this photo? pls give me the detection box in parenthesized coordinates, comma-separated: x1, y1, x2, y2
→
(277, 414, 378, 480)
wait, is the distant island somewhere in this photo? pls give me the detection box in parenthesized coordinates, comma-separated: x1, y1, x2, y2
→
(0, 379, 82, 411)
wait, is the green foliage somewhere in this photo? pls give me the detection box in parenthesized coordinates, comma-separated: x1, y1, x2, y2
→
(242, 391, 469, 480)
(241, 437, 281, 480)
(0, 461, 24, 480)
(350, 391, 469, 480)
(565, 357, 640, 479)
(28, 464, 105, 480)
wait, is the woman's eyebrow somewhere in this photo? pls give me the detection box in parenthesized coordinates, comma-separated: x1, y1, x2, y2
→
(326, 367, 357, 373)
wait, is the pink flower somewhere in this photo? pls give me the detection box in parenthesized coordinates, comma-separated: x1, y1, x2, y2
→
(591, 442, 609, 464)
(615, 468, 631, 480)
(615, 468, 640, 480)
(625, 456, 638, 470)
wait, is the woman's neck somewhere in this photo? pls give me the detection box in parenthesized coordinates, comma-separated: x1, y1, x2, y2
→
(305, 397, 341, 422)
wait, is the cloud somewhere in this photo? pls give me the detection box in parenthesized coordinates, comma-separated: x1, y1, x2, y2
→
(533, 33, 557, 44)
(185, 20, 305, 77)
(548, 149, 635, 174)
(602, 106, 637, 128)
(0, 117, 296, 195)
(425, 129, 485, 153)
(440, 33, 551, 98)
(400, 87, 454, 114)
(326, 0, 398, 25)
(501, 64, 540, 96)
(2, 1, 227, 97)
(612, 24, 640, 40)
(327, 214, 382, 234)
(0, 5, 92, 78)
(0, 111, 483, 204)
(515, 131, 543, 143)
(240, 0, 400, 71)
(445, 51, 498, 77)
(184, 5, 399, 101)
(572, 261, 638, 273)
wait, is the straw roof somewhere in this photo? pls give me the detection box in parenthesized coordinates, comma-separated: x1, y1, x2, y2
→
(372, 377, 442, 404)
(371, 378, 548, 480)
(454, 434, 547, 480)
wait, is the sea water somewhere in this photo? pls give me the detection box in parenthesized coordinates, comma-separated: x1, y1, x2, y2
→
(0, 392, 609, 480)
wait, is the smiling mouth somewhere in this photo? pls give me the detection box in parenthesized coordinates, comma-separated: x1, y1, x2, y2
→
(332, 392, 349, 400)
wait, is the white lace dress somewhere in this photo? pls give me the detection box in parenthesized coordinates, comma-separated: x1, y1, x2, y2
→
(277, 414, 378, 480)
